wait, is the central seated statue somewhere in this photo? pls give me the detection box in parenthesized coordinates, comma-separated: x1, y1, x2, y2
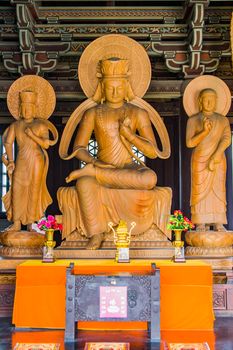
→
(58, 52, 172, 249)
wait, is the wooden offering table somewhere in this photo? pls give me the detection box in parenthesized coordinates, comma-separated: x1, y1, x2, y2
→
(65, 263, 160, 342)
(13, 260, 214, 332)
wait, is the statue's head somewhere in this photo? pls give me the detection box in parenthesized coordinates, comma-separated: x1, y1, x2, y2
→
(93, 58, 135, 104)
(198, 88, 217, 114)
(19, 91, 37, 120)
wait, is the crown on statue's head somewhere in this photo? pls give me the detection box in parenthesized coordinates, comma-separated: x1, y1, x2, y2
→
(98, 58, 130, 79)
(20, 91, 37, 104)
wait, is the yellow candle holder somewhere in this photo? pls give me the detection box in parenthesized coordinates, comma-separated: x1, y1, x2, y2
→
(42, 229, 56, 263)
(108, 220, 136, 263)
(172, 229, 185, 263)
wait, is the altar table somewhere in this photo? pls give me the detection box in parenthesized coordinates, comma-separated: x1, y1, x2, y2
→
(12, 260, 214, 331)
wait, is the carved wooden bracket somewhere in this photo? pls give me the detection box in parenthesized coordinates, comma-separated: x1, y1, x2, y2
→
(3, 0, 70, 75)
(0, 0, 232, 80)
(150, 0, 230, 78)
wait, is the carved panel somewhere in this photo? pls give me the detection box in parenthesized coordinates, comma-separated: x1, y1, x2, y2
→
(0, 275, 16, 285)
(35, 24, 188, 38)
(206, 9, 233, 21)
(213, 289, 226, 309)
(74, 275, 152, 321)
(38, 8, 184, 21)
(213, 283, 233, 311)
(0, 284, 15, 317)
(0, 8, 15, 23)
(37, 7, 232, 23)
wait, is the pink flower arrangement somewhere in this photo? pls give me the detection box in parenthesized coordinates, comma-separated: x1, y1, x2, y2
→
(37, 215, 62, 231)
(167, 210, 194, 231)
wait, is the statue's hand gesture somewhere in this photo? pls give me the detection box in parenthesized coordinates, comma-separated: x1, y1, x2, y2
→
(25, 127, 34, 138)
(7, 161, 15, 176)
(119, 117, 134, 140)
(203, 117, 212, 134)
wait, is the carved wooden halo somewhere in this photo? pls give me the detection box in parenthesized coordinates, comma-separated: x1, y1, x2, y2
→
(78, 34, 151, 98)
(7, 75, 56, 120)
(183, 75, 231, 117)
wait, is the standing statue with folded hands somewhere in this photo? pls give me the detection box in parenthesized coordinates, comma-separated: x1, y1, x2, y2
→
(184, 76, 231, 232)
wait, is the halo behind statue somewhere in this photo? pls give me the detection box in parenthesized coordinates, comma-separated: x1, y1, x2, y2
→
(183, 75, 231, 117)
(7, 75, 56, 119)
(78, 34, 151, 98)
(60, 35, 170, 160)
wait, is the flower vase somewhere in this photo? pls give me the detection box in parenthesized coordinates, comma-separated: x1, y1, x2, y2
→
(42, 229, 56, 263)
(173, 229, 185, 263)
(46, 229, 54, 241)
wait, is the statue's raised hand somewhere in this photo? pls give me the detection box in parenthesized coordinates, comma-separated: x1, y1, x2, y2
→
(25, 127, 34, 138)
(119, 117, 135, 141)
(203, 116, 212, 134)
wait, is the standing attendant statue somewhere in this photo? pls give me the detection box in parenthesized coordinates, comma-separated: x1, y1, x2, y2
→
(0, 76, 58, 257)
(184, 75, 233, 259)
(58, 34, 172, 251)
(184, 76, 231, 231)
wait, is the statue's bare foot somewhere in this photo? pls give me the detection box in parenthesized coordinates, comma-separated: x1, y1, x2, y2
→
(214, 223, 226, 232)
(66, 164, 95, 183)
(5, 221, 21, 232)
(86, 233, 104, 250)
(196, 224, 206, 232)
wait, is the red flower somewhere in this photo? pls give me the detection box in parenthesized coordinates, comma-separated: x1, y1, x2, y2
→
(37, 216, 63, 232)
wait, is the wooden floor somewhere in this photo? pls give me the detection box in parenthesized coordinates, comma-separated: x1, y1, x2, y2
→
(0, 317, 232, 350)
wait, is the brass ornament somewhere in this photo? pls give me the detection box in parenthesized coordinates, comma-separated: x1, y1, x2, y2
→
(183, 75, 231, 117)
(78, 34, 151, 98)
(7, 75, 56, 120)
(108, 220, 136, 262)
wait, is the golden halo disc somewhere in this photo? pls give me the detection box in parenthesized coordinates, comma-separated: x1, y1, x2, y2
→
(7, 75, 56, 119)
(78, 34, 151, 98)
(183, 75, 231, 117)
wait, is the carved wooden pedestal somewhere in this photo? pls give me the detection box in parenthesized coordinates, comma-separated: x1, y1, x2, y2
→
(0, 231, 44, 258)
(185, 230, 233, 269)
(55, 229, 174, 259)
(55, 245, 174, 259)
